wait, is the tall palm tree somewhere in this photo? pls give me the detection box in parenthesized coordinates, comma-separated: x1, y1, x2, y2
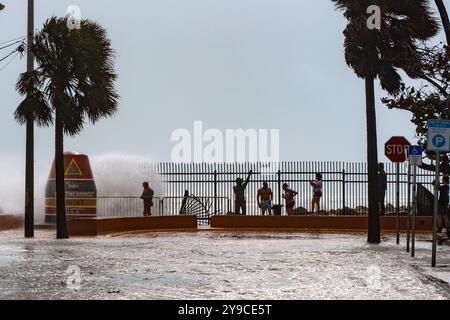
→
(15, 17, 119, 239)
(333, 0, 438, 243)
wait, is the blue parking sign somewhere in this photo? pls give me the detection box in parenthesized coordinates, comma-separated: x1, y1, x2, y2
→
(408, 145, 422, 165)
(408, 146, 422, 166)
(427, 119, 450, 152)
(408, 145, 422, 156)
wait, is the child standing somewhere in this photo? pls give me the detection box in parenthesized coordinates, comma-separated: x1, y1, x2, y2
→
(310, 173, 323, 214)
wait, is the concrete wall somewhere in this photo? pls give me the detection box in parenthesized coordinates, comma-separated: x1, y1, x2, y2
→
(0, 214, 23, 231)
(210, 215, 433, 232)
(68, 215, 198, 236)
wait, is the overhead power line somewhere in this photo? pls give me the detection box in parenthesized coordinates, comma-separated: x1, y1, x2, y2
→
(0, 40, 24, 51)
(0, 51, 19, 72)
(0, 35, 27, 46)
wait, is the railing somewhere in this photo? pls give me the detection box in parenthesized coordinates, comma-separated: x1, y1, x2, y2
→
(96, 196, 231, 218)
(155, 162, 436, 216)
(95, 162, 437, 217)
(161, 196, 231, 214)
(96, 196, 162, 217)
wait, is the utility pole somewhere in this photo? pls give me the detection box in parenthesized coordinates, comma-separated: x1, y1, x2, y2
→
(24, 0, 34, 238)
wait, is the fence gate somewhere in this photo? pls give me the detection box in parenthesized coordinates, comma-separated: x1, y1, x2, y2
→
(178, 191, 215, 225)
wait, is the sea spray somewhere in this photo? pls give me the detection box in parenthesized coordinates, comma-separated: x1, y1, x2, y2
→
(90, 153, 163, 217)
(90, 153, 162, 197)
(0, 156, 25, 215)
(0, 153, 162, 219)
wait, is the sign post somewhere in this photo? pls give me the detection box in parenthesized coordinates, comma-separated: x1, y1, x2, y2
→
(406, 163, 411, 253)
(408, 145, 422, 257)
(385, 136, 411, 245)
(427, 119, 450, 267)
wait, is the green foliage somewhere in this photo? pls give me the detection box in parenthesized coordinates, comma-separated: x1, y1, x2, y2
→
(382, 43, 449, 157)
(333, 0, 439, 93)
(15, 16, 119, 135)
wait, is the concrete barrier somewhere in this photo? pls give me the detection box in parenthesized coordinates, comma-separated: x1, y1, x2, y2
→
(210, 215, 433, 232)
(67, 215, 198, 236)
(0, 214, 23, 231)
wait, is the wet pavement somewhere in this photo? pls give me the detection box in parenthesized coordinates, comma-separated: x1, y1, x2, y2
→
(0, 230, 449, 300)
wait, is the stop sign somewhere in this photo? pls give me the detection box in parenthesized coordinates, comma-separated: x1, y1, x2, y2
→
(385, 136, 411, 163)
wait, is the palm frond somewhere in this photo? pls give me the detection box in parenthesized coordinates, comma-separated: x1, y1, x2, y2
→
(15, 16, 119, 135)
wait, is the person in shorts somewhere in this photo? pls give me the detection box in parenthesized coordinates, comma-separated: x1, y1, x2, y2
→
(310, 173, 323, 214)
(233, 170, 253, 215)
(257, 181, 273, 215)
(282, 183, 298, 216)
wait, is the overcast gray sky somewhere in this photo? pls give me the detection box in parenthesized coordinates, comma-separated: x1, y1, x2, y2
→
(0, 0, 447, 169)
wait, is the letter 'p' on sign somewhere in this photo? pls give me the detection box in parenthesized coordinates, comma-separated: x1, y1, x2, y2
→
(385, 136, 411, 163)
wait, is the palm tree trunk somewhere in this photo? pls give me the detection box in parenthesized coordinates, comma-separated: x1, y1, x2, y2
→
(435, 0, 450, 45)
(55, 108, 69, 239)
(366, 76, 381, 244)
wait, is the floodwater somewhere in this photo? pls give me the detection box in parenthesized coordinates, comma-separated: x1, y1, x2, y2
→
(0, 230, 449, 300)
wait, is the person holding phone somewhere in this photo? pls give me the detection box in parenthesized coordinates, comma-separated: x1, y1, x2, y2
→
(310, 173, 323, 214)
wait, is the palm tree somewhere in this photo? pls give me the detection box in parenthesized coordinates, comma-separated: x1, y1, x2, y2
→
(435, 0, 450, 43)
(15, 17, 119, 239)
(332, 0, 438, 243)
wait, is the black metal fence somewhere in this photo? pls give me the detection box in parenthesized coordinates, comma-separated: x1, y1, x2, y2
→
(118, 161, 435, 216)
(97, 197, 162, 217)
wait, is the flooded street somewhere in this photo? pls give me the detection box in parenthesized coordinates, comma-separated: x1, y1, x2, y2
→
(0, 230, 449, 300)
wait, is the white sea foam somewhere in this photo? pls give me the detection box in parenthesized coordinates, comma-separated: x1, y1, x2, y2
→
(90, 152, 162, 197)
(0, 153, 162, 219)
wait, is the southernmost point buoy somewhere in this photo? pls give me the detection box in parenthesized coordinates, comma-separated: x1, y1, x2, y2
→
(45, 151, 97, 223)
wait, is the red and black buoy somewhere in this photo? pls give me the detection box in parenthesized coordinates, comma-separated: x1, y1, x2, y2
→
(45, 151, 97, 223)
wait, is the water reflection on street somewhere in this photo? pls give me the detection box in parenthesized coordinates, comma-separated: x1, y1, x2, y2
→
(0, 230, 449, 299)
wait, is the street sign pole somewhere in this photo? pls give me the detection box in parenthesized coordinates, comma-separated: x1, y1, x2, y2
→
(432, 151, 440, 267)
(385, 136, 411, 247)
(406, 163, 411, 253)
(396, 162, 400, 245)
(408, 145, 422, 257)
(426, 119, 450, 267)
(411, 163, 417, 257)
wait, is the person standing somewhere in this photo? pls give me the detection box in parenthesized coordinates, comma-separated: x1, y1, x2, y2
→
(233, 170, 252, 215)
(377, 163, 388, 216)
(437, 176, 450, 237)
(257, 181, 273, 215)
(310, 173, 323, 213)
(282, 183, 298, 216)
(141, 181, 154, 216)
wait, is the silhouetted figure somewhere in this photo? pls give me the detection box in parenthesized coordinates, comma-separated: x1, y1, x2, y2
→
(233, 170, 252, 215)
(377, 163, 387, 216)
(310, 173, 323, 214)
(438, 176, 450, 237)
(257, 181, 273, 215)
(141, 181, 154, 216)
(282, 183, 298, 216)
(179, 190, 189, 215)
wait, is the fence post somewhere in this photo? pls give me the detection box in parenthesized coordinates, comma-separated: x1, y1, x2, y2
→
(214, 170, 217, 214)
(342, 169, 346, 214)
(277, 169, 282, 205)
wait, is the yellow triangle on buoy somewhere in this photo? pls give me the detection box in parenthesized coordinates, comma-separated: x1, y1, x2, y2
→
(65, 158, 83, 176)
